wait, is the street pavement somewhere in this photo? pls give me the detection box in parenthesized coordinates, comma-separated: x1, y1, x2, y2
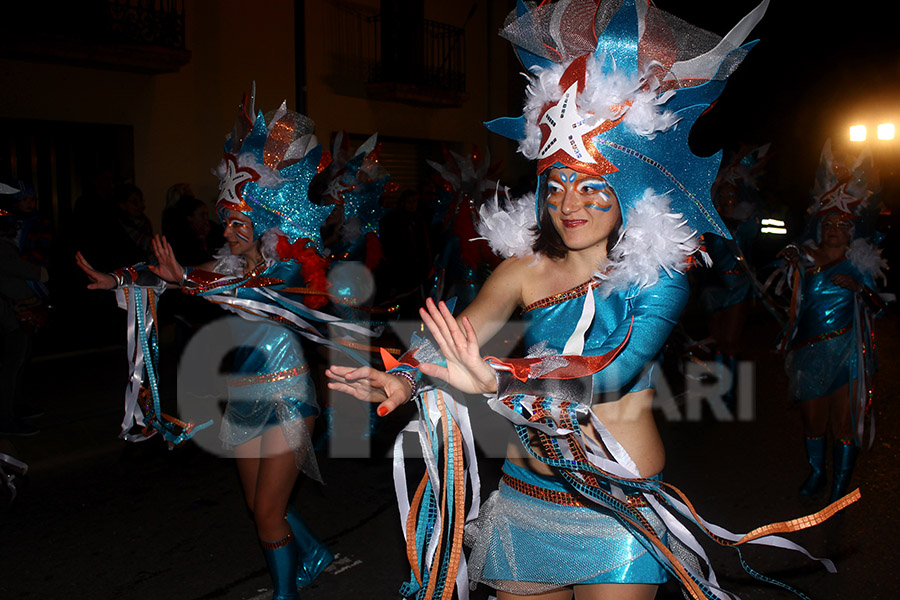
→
(1, 306, 898, 599)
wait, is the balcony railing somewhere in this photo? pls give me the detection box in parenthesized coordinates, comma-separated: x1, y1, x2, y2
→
(0, 0, 190, 74)
(367, 15, 466, 95)
(324, 3, 466, 108)
(107, 0, 187, 50)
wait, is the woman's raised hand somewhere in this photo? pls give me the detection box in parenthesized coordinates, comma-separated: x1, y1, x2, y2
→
(149, 235, 185, 283)
(75, 252, 116, 290)
(832, 273, 863, 293)
(325, 365, 414, 417)
(418, 298, 497, 395)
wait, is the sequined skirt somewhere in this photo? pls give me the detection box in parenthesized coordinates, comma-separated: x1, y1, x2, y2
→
(786, 329, 856, 402)
(464, 460, 667, 595)
(219, 364, 322, 480)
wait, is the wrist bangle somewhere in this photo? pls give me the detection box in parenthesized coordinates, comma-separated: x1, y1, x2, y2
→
(109, 271, 124, 288)
(180, 267, 193, 286)
(394, 370, 418, 403)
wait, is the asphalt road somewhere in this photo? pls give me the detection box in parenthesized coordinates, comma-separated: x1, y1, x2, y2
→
(2, 306, 898, 599)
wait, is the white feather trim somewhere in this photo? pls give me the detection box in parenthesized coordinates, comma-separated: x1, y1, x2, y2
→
(212, 229, 283, 276)
(596, 190, 702, 295)
(519, 56, 678, 159)
(847, 238, 888, 284)
(474, 189, 538, 259)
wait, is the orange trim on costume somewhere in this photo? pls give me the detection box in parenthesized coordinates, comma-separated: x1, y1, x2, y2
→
(485, 318, 632, 382)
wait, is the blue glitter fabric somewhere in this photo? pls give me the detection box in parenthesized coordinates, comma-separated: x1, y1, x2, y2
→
(465, 460, 667, 590)
(521, 273, 689, 398)
(485, 0, 767, 238)
(785, 258, 874, 402)
(699, 228, 755, 312)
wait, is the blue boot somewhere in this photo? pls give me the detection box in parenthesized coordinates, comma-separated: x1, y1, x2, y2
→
(261, 534, 300, 600)
(285, 507, 333, 587)
(830, 440, 859, 504)
(800, 435, 826, 496)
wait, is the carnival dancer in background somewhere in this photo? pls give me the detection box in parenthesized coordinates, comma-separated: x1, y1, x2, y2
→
(75, 87, 375, 600)
(697, 145, 769, 408)
(427, 146, 502, 310)
(328, 2, 851, 600)
(777, 139, 887, 504)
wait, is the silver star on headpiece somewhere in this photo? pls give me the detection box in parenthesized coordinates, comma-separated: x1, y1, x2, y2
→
(538, 82, 601, 165)
(218, 156, 257, 209)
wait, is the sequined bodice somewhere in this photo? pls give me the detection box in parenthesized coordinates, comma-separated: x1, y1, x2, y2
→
(796, 258, 869, 344)
(520, 273, 689, 397)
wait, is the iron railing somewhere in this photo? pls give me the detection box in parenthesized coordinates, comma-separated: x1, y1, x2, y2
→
(106, 0, 187, 49)
(367, 15, 466, 93)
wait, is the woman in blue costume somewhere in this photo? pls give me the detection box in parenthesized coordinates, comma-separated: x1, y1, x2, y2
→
(327, 3, 844, 600)
(778, 141, 886, 504)
(76, 91, 347, 600)
(698, 147, 768, 404)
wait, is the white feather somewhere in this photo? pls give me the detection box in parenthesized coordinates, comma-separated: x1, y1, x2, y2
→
(847, 238, 888, 284)
(519, 56, 679, 159)
(596, 190, 702, 295)
(212, 229, 282, 276)
(474, 189, 538, 259)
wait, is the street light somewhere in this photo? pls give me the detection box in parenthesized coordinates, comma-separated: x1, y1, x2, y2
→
(849, 125, 867, 142)
(878, 123, 895, 140)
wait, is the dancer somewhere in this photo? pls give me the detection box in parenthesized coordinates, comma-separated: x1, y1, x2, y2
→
(329, 2, 851, 599)
(698, 145, 769, 407)
(778, 140, 886, 503)
(427, 146, 501, 309)
(76, 89, 357, 600)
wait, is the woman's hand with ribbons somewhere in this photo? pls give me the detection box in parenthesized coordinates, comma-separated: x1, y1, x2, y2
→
(325, 365, 414, 417)
(418, 298, 498, 396)
(149, 235, 187, 283)
(75, 252, 116, 290)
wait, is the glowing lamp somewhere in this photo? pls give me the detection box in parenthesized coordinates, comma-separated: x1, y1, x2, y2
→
(849, 125, 867, 142)
(877, 123, 895, 140)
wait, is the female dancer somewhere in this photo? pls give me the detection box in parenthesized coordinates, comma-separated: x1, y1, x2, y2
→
(76, 93, 345, 600)
(779, 141, 886, 503)
(328, 3, 842, 600)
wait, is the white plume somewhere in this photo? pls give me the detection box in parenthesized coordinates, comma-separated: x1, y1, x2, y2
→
(847, 238, 888, 284)
(518, 56, 679, 159)
(596, 190, 704, 295)
(475, 188, 538, 258)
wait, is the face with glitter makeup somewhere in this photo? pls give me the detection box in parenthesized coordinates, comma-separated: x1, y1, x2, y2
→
(546, 167, 621, 253)
(222, 209, 257, 257)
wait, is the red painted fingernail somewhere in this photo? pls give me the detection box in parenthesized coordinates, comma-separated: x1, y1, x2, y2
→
(377, 405, 388, 417)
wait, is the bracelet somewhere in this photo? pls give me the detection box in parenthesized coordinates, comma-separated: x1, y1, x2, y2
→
(109, 271, 124, 288)
(393, 370, 419, 403)
(180, 267, 194, 286)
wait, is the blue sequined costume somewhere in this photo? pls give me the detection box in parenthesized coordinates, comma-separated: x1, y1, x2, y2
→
(465, 272, 689, 591)
(785, 258, 874, 402)
(700, 220, 757, 312)
(180, 245, 329, 479)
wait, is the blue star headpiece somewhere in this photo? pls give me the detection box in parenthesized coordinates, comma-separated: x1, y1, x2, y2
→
(215, 85, 333, 251)
(322, 132, 392, 240)
(485, 0, 768, 239)
(805, 139, 881, 242)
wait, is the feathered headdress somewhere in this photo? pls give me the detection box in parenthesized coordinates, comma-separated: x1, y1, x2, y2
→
(214, 83, 334, 251)
(802, 138, 881, 246)
(485, 0, 768, 238)
(810, 139, 877, 219)
(321, 131, 394, 245)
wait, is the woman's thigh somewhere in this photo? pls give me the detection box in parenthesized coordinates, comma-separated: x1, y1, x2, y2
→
(497, 588, 573, 600)
(574, 583, 657, 600)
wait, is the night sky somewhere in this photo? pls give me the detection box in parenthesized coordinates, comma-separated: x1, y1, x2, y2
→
(655, 0, 900, 216)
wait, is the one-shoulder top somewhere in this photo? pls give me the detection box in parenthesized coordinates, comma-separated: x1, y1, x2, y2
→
(520, 271, 690, 401)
